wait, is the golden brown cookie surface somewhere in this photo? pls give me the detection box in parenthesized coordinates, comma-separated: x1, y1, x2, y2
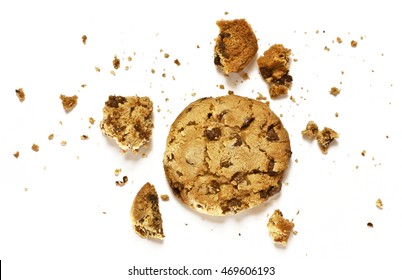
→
(131, 182, 164, 239)
(214, 19, 258, 74)
(163, 95, 291, 216)
(100, 95, 153, 152)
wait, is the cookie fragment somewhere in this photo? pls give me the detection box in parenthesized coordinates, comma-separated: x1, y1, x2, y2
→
(130, 182, 164, 239)
(100, 95, 153, 152)
(15, 88, 25, 102)
(214, 19, 258, 74)
(376, 198, 383, 209)
(301, 121, 319, 140)
(267, 209, 294, 246)
(329, 87, 341, 96)
(60, 94, 78, 112)
(257, 44, 293, 98)
(163, 95, 291, 216)
(316, 127, 339, 154)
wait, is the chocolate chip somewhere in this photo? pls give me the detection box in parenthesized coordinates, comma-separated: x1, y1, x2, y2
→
(176, 171, 183, 176)
(147, 194, 157, 203)
(259, 67, 273, 80)
(207, 112, 213, 119)
(232, 134, 242, 146)
(267, 125, 279, 141)
(241, 117, 255, 129)
(220, 161, 232, 168)
(214, 55, 222, 66)
(274, 73, 293, 85)
(204, 127, 221, 140)
(134, 123, 150, 140)
(208, 180, 221, 194)
(105, 95, 127, 108)
(267, 159, 277, 176)
(259, 189, 268, 198)
(231, 172, 246, 184)
(217, 110, 229, 121)
(166, 153, 174, 161)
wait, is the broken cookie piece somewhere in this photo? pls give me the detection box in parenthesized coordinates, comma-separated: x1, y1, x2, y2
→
(257, 44, 293, 98)
(15, 88, 25, 102)
(301, 121, 319, 140)
(130, 182, 164, 239)
(267, 209, 294, 246)
(100, 95, 153, 152)
(214, 19, 258, 74)
(316, 127, 339, 154)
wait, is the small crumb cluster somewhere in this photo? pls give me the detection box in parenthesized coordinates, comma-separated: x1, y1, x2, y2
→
(302, 121, 339, 154)
(60, 94, 78, 112)
(267, 209, 294, 246)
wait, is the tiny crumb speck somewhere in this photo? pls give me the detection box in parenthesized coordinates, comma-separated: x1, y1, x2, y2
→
(330, 87, 341, 96)
(113, 55, 120, 70)
(351, 40, 358, 48)
(336, 37, 342, 43)
(32, 144, 39, 152)
(82, 35, 87, 45)
(160, 194, 170, 201)
(367, 222, 373, 228)
(80, 135, 89, 140)
(15, 88, 25, 102)
(361, 150, 366, 156)
(13, 151, 20, 158)
(376, 198, 383, 209)
(174, 59, 181, 66)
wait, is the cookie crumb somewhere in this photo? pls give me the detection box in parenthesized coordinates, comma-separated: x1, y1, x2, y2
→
(81, 84, 87, 88)
(113, 55, 120, 69)
(242, 73, 249, 80)
(95, 67, 101, 72)
(48, 134, 54, 140)
(31, 144, 39, 152)
(228, 90, 234, 95)
(267, 209, 294, 246)
(191, 92, 196, 97)
(89, 117, 95, 125)
(15, 88, 25, 102)
(60, 94, 78, 112)
(82, 35, 87, 45)
(60, 140, 67, 146)
(335, 112, 339, 117)
(376, 198, 383, 209)
(301, 121, 319, 140)
(330, 87, 341, 96)
(160, 194, 170, 201)
(115, 175, 128, 187)
(351, 40, 358, 48)
(80, 135, 89, 140)
(324, 46, 330, 51)
(219, 84, 225, 90)
(367, 222, 374, 228)
(336, 37, 342, 43)
(13, 151, 20, 158)
(317, 127, 339, 154)
(174, 59, 181, 66)
(164, 53, 170, 58)
(361, 150, 366, 156)
(256, 92, 267, 101)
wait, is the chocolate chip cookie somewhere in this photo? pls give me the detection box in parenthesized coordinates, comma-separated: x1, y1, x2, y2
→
(214, 19, 258, 74)
(163, 95, 291, 216)
(131, 182, 164, 239)
(100, 95, 153, 152)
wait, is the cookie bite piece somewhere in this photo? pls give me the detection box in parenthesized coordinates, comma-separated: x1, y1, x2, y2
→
(131, 182, 164, 239)
(316, 127, 339, 154)
(100, 95, 153, 152)
(257, 44, 293, 98)
(267, 209, 294, 246)
(214, 19, 258, 74)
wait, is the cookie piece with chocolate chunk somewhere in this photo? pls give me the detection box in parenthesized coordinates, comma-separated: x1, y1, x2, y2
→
(214, 19, 258, 74)
(257, 44, 293, 98)
(301, 121, 319, 140)
(100, 95, 153, 152)
(131, 182, 164, 239)
(163, 95, 291, 216)
(267, 209, 294, 246)
(316, 127, 339, 154)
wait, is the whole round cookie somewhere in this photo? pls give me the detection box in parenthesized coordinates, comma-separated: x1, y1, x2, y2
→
(163, 95, 291, 216)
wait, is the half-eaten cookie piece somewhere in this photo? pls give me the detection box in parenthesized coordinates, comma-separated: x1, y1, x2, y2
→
(130, 182, 164, 239)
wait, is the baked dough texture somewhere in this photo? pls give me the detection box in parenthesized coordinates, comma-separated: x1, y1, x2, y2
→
(214, 19, 258, 74)
(163, 95, 291, 216)
(100, 95, 153, 152)
(131, 182, 164, 239)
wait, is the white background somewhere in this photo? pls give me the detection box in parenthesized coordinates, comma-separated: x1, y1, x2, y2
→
(1, 0, 401, 279)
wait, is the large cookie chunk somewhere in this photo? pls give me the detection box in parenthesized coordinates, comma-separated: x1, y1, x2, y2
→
(214, 19, 258, 74)
(163, 95, 291, 216)
(100, 95, 153, 152)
